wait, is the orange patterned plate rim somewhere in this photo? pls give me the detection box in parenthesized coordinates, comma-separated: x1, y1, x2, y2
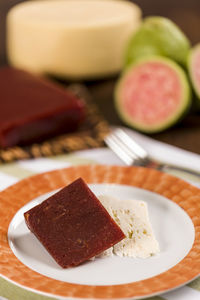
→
(0, 165, 200, 299)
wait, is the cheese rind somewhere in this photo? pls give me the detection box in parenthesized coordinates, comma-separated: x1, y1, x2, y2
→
(98, 195, 160, 258)
(7, 0, 141, 79)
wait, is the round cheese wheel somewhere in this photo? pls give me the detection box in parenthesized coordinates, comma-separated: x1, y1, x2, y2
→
(6, 0, 141, 79)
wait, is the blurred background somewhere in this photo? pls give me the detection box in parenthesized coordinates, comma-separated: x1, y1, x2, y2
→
(1, 0, 200, 65)
(1, 0, 200, 153)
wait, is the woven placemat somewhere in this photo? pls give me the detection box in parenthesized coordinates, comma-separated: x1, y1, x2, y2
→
(0, 84, 110, 163)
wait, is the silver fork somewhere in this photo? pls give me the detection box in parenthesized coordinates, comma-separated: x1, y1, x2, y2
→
(104, 128, 200, 179)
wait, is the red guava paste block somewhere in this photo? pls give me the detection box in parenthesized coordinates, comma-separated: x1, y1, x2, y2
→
(24, 178, 125, 268)
(0, 67, 85, 148)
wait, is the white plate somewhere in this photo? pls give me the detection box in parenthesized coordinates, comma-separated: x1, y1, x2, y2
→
(8, 183, 195, 286)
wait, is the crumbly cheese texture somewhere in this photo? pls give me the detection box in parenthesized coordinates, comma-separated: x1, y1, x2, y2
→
(98, 195, 160, 258)
(7, 0, 141, 79)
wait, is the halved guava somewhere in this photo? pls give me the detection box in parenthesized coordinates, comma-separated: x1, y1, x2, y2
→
(125, 17, 190, 67)
(188, 44, 200, 100)
(115, 56, 191, 133)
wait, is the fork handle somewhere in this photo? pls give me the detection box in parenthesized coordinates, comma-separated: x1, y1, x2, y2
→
(157, 163, 200, 180)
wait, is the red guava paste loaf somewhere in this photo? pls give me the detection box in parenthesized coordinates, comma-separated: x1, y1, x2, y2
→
(0, 67, 85, 148)
(24, 178, 125, 268)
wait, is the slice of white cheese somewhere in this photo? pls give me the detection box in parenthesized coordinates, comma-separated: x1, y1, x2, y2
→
(7, 0, 141, 79)
(98, 195, 160, 258)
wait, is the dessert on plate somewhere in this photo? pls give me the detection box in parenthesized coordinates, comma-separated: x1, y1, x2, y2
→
(24, 178, 125, 268)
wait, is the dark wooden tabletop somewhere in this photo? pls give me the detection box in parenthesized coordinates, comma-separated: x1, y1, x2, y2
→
(1, 0, 200, 154)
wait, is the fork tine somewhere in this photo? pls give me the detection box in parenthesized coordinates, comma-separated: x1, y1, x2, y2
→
(105, 134, 134, 165)
(105, 128, 150, 166)
(108, 132, 140, 161)
(113, 128, 148, 160)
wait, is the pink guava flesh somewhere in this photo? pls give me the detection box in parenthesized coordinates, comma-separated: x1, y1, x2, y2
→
(192, 50, 200, 91)
(121, 62, 182, 126)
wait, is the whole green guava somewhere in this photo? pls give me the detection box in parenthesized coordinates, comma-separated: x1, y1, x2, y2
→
(125, 17, 191, 67)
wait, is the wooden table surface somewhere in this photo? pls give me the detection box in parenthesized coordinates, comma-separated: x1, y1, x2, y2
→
(1, 0, 200, 154)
